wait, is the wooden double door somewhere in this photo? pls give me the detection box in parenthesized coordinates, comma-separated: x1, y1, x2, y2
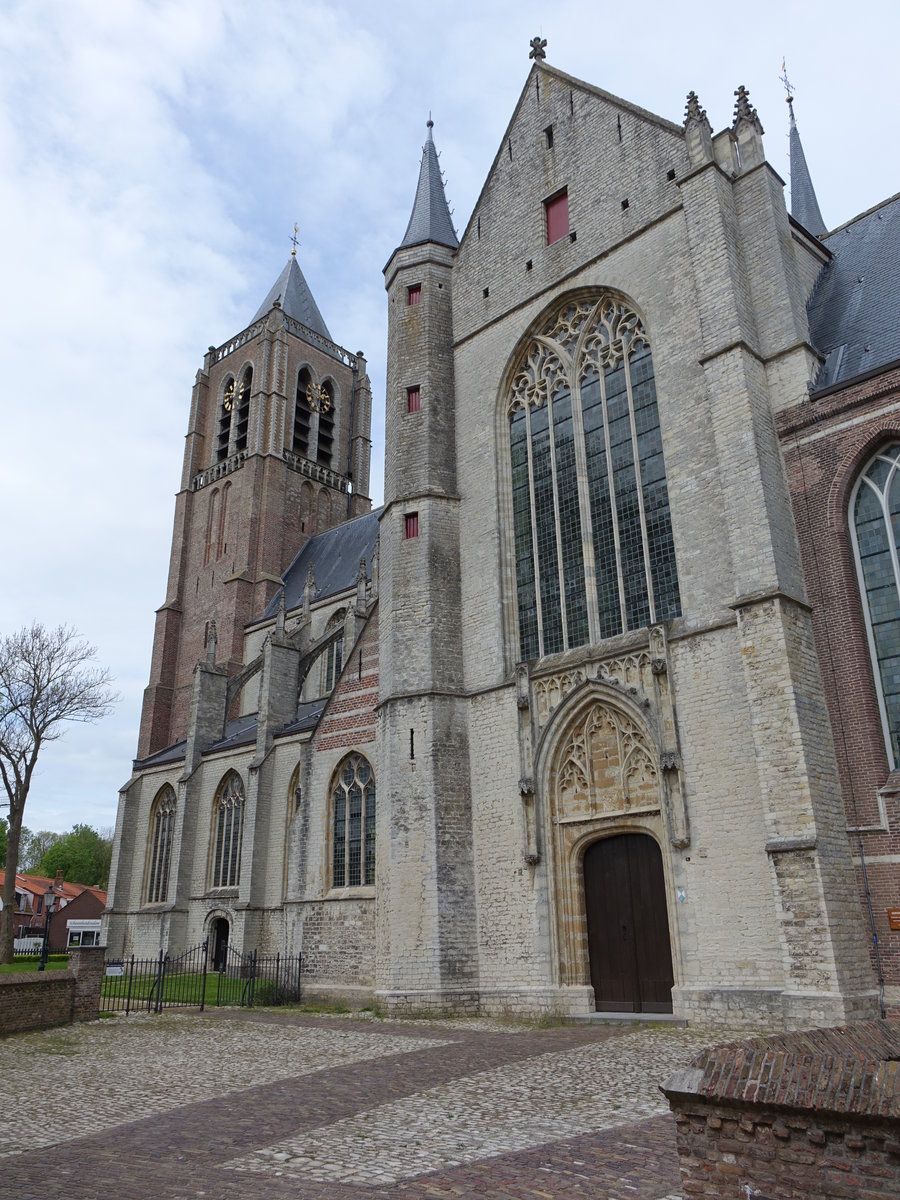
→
(583, 833, 674, 1013)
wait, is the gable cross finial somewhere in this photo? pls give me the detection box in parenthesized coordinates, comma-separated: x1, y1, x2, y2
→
(529, 35, 547, 62)
(290, 223, 300, 257)
(779, 56, 797, 123)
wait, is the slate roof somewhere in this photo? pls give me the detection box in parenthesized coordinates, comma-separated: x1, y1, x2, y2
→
(808, 193, 900, 391)
(263, 507, 381, 619)
(398, 120, 459, 252)
(134, 739, 186, 769)
(203, 712, 259, 755)
(789, 106, 826, 236)
(253, 255, 332, 339)
(275, 699, 328, 738)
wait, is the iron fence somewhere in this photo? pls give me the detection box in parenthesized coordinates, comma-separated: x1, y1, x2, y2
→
(101, 940, 302, 1014)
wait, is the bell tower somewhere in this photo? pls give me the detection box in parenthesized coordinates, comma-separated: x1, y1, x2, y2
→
(376, 121, 479, 1011)
(138, 250, 372, 758)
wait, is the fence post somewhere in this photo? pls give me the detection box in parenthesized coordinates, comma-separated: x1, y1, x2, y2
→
(123, 955, 134, 1015)
(153, 949, 165, 1014)
(200, 938, 208, 1013)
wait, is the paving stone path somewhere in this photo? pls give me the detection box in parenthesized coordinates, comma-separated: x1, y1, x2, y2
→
(0, 1009, 733, 1199)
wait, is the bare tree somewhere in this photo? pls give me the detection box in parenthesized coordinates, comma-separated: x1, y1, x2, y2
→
(0, 624, 116, 962)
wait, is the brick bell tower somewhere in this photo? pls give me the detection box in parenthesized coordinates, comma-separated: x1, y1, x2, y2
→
(376, 120, 479, 1011)
(138, 250, 372, 758)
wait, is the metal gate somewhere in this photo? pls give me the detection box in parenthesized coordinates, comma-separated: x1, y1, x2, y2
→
(101, 940, 302, 1014)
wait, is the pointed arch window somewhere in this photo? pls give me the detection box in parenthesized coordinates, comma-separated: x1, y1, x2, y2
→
(322, 611, 344, 693)
(217, 379, 234, 461)
(507, 295, 680, 660)
(331, 753, 375, 888)
(234, 367, 251, 453)
(317, 382, 335, 467)
(851, 443, 900, 767)
(294, 368, 312, 456)
(210, 772, 245, 889)
(146, 786, 176, 904)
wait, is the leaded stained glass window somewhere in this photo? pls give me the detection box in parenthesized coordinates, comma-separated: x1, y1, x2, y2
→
(508, 295, 680, 660)
(146, 786, 176, 904)
(211, 772, 245, 889)
(331, 753, 375, 888)
(851, 443, 900, 766)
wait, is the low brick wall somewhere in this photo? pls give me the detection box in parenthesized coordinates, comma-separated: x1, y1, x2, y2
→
(0, 947, 104, 1035)
(663, 1020, 900, 1198)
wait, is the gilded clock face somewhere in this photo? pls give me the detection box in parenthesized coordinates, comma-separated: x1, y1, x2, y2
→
(306, 382, 332, 414)
(223, 379, 247, 413)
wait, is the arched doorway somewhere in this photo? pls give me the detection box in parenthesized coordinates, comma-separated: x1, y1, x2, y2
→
(211, 917, 229, 972)
(583, 834, 674, 1013)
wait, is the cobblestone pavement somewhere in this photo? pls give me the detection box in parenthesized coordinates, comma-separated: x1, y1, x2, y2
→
(0, 1009, 735, 1199)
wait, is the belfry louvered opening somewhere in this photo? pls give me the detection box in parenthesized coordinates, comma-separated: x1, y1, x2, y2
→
(507, 294, 681, 661)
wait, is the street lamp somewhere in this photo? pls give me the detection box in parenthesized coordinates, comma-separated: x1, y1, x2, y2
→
(38, 884, 57, 972)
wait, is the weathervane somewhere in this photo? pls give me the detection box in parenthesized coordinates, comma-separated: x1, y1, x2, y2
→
(290, 223, 300, 257)
(779, 57, 795, 115)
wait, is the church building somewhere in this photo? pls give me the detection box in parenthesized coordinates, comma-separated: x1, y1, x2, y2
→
(105, 43, 900, 1026)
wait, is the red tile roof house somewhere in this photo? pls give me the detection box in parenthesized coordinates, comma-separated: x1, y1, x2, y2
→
(0, 872, 106, 952)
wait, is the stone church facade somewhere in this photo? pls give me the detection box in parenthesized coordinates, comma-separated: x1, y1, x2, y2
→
(106, 49, 900, 1027)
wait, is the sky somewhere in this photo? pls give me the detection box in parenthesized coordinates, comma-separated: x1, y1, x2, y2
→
(1, 0, 897, 837)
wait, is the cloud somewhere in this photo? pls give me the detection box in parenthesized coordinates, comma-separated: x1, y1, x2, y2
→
(0, 0, 898, 833)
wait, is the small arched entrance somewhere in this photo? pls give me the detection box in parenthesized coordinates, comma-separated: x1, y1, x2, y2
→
(583, 833, 674, 1013)
(211, 917, 229, 972)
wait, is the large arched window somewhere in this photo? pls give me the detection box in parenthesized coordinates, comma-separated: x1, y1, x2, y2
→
(507, 294, 680, 660)
(210, 772, 245, 889)
(322, 611, 344, 693)
(217, 378, 234, 461)
(851, 443, 900, 766)
(146, 785, 176, 904)
(233, 366, 252, 453)
(294, 368, 312, 457)
(317, 381, 335, 467)
(331, 754, 375, 888)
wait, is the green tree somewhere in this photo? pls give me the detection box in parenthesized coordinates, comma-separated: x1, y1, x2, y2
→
(18, 827, 61, 872)
(36, 823, 113, 888)
(0, 624, 116, 962)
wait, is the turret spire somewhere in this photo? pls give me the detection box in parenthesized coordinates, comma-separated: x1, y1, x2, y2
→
(398, 118, 459, 252)
(781, 65, 826, 236)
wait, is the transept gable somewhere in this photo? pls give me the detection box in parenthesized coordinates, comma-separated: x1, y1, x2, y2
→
(453, 64, 688, 338)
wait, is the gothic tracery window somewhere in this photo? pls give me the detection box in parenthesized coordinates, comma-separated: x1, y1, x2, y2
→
(322, 612, 344, 693)
(233, 367, 252, 453)
(210, 772, 245, 889)
(508, 294, 680, 660)
(146, 785, 176, 904)
(331, 753, 375, 888)
(851, 443, 900, 766)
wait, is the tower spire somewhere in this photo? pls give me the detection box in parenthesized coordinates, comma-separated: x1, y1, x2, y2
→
(781, 63, 826, 236)
(397, 117, 458, 252)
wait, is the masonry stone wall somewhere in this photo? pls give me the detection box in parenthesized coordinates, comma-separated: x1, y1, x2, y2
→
(664, 1021, 900, 1199)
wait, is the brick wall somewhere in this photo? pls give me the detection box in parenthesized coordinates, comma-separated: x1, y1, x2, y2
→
(664, 1020, 900, 1198)
(0, 949, 103, 1034)
(779, 364, 900, 1011)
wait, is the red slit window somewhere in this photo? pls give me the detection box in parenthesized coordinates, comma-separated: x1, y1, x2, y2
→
(545, 190, 569, 244)
(405, 512, 419, 539)
(407, 284, 422, 306)
(407, 386, 421, 413)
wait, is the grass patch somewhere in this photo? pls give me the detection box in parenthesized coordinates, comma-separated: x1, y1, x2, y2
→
(0, 957, 69, 975)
